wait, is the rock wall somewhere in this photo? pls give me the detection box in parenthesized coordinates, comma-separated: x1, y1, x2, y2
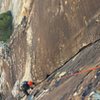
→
(11, 0, 100, 80)
(0, 0, 33, 24)
(28, 0, 100, 80)
(0, 0, 100, 99)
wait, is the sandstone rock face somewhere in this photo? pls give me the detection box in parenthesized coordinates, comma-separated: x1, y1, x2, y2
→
(0, 0, 100, 99)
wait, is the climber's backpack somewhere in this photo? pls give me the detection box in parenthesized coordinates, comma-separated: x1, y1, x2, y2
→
(20, 81, 28, 90)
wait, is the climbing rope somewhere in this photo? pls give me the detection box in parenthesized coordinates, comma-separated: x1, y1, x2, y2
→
(63, 65, 100, 79)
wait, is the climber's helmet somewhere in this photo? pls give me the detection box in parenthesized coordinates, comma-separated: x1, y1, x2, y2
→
(28, 81, 33, 86)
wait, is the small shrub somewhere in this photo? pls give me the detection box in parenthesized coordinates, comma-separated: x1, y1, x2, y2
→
(0, 11, 13, 42)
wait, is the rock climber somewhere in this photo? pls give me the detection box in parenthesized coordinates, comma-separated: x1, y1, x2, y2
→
(20, 80, 36, 96)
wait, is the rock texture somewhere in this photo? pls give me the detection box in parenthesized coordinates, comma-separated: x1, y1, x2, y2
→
(9, 0, 100, 80)
(34, 40, 100, 100)
(0, 0, 100, 99)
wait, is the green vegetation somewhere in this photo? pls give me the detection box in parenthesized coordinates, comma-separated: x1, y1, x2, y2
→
(0, 11, 13, 42)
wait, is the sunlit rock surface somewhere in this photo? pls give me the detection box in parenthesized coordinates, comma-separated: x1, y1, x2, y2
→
(0, 0, 100, 99)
